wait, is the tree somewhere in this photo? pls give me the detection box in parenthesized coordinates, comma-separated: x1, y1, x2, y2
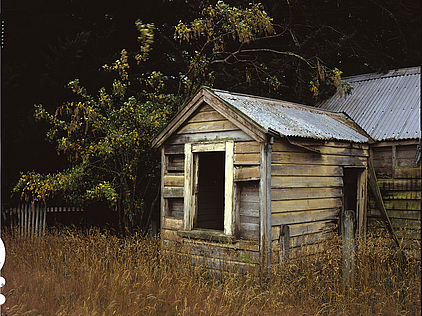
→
(13, 22, 175, 235)
(173, 1, 352, 106)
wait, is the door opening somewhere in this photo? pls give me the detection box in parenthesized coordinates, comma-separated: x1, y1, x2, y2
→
(194, 151, 225, 230)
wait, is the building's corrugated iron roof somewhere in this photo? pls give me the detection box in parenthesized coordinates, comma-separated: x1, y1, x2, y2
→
(316, 66, 421, 141)
(209, 88, 369, 143)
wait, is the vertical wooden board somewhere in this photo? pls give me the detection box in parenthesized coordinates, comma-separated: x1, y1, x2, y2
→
(224, 141, 234, 236)
(160, 147, 165, 233)
(184, 143, 193, 230)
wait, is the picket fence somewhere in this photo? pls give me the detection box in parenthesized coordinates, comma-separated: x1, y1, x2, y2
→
(1, 204, 83, 237)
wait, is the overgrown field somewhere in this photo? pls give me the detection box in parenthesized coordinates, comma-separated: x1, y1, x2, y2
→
(2, 228, 420, 315)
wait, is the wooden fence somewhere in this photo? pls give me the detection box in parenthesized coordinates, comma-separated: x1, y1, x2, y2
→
(1, 204, 84, 237)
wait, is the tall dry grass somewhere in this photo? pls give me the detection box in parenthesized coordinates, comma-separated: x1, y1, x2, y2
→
(1, 227, 420, 316)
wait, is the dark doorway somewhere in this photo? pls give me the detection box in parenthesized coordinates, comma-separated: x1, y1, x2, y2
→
(343, 168, 358, 213)
(195, 152, 225, 230)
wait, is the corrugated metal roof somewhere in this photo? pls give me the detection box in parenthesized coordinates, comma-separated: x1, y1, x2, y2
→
(209, 88, 369, 143)
(316, 66, 421, 141)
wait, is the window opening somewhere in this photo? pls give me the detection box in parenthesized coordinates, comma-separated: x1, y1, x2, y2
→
(194, 152, 225, 230)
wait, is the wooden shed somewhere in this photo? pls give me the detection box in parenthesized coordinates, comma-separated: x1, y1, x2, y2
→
(317, 66, 421, 247)
(152, 87, 371, 271)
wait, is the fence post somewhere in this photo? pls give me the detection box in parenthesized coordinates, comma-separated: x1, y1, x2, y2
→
(343, 210, 355, 288)
(279, 224, 290, 268)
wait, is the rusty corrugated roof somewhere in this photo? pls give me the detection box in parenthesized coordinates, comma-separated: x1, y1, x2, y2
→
(209, 88, 370, 143)
(316, 66, 421, 141)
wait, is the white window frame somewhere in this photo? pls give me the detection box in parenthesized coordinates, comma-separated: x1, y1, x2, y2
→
(183, 141, 234, 235)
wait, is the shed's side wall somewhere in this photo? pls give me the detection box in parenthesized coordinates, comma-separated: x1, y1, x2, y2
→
(368, 141, 421, 246)
(160, 102, 262, 271)
(270, 139, 369, 258)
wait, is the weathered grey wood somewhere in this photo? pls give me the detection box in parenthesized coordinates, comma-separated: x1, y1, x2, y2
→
(394, 167, 421, 179)
(161, 147, 166, 234)
(272, 198, 342, 213)
(279, 225, 290, 267)
(177, 120, 240, 135)
(184, 143, 193, 230)
(272, 187, 343, 201)
(272, 152, 367, 166)
(164, 144, 184, 155)
(343, 210, 355, 288)
(234, 141, 261, 154)
(177, 229, 235, 243)
(234, 153, 261, 165)
(163, 174, 184, 187)
(163, 217, 183, 230)
(187, 109, 226, 123)
(357, 168, 368, 236)
(168, 130, 254, 145)
(271, 176, 343, 188)
(234, 166, 260, 181)
(368, 157, 401, 248)
(272, 208, 340, 226)
(163, 187, 184, 198)
(271, 164, 344, 177)
(192, 142, 225, 152)
(224, 141, 235, 236)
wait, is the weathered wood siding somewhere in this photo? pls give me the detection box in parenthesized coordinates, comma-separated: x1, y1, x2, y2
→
(270, 139, 369, 256)
(166, 103, 254, 145)
(161, 102, 262, 267)
(368, 141, 421, 247)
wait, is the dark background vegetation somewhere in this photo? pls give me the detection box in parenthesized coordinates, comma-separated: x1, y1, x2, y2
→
(1, 0, 420, 226)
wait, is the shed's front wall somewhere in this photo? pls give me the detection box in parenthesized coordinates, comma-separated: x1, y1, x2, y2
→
(270, 139, 369, 259)
(160, 102, 264, 271)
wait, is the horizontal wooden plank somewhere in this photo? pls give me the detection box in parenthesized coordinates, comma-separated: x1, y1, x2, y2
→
(272, 152, 367, 166)
(271, 176, 343, 188)
(378, 179, 421, 191)
(163, 217, 183, 230)
(192, 142, 225, 152)
(239, 204, 259, 217)
(163, 175, 184, 187)
(177, 120, 239, 135)
(239, 222, 259, 241)
(161, 229, 182, 242)
(272, 187, 343, 201)
(394, 167, 421, 179)
(383, 190, 421, 200)
(186, 240, 259, 262)
(235, 166, 260, 181)
(368, 218, 421, 230)
(272, 198, 342, 213)
(163, 187, 184, 198)
(272, 208, 339, 226)
(271, 164, 343, 177)
(234, 153, 261, 164)
(397, 145, 418, 159)
(234, 141, 261, 154)
(384, 200, 421, 211)
(187, 109, 226, 123)
(368, 209, 421, 220)
(164, 144, 184, 155)
(273, 141, 369, 156)
(168, 130, 254, 144)
(177, 230, 235, 243)
(288, 220, 338, 238)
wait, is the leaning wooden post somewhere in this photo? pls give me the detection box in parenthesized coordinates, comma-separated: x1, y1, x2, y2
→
(279, 224, 290, 268)
(343, 210, 355, 288)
